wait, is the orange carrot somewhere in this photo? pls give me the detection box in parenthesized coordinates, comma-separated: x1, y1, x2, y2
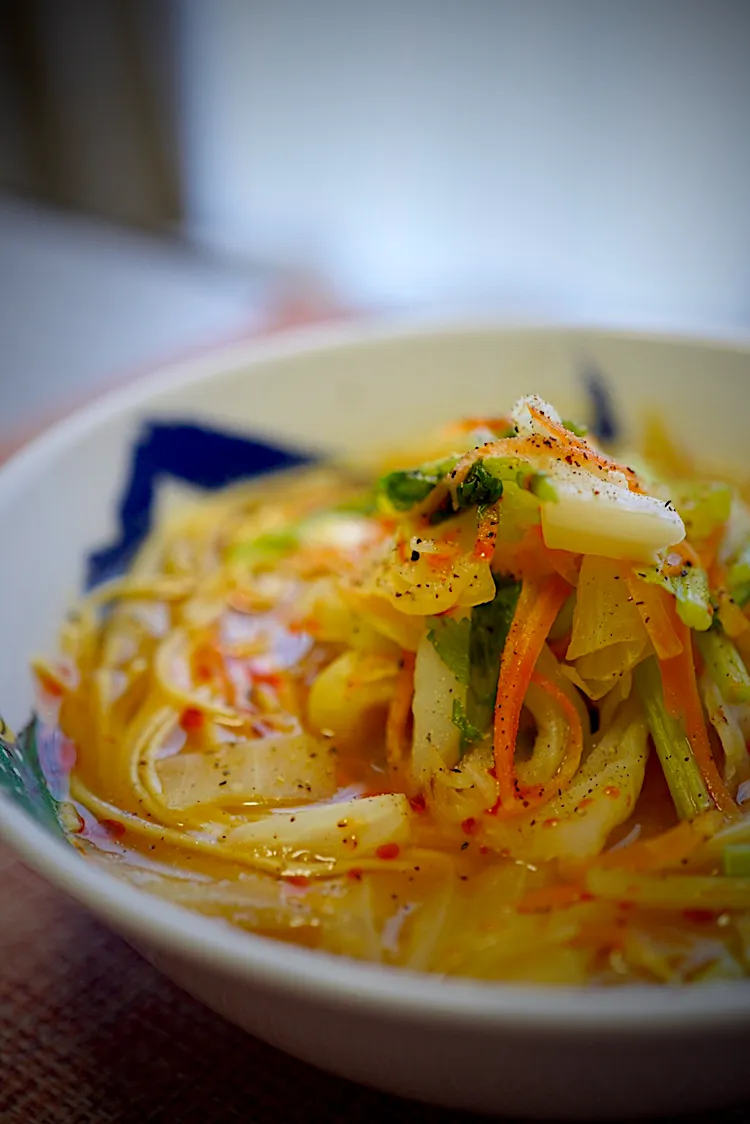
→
(385, 652, 415, 778)
(625, 569, 683, 661)
(474, 504, 499, 561)
(658, 615, 736, 814)
(527, 403, 645, 493)
(492, 573, 571, 813)
(515, 672, 585, 811)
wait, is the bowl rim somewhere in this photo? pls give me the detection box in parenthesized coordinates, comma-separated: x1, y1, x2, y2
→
(2, 314, 750, 1033)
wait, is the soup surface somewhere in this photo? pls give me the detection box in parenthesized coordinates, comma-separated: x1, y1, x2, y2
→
(36, 395, 750, 983)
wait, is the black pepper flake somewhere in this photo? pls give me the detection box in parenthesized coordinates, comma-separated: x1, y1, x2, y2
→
(461, 841, 469, 850)
(410, 549, 420, 562)
(218, 780, 227, 787)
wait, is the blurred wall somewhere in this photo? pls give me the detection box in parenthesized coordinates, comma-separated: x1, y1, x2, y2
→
(177, 0, 750, 332)
(0, 0, 181, 230)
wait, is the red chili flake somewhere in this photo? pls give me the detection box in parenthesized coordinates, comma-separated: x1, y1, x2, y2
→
(180, 707, 204, 731)
(408, 793, 427, 814)
(100, 819, 126, 840)
(576, 798, 594, 811)
(461, 817, 478, 835)
(603, 786, 621, 799)
(284, 874, 310, 888)
(486, 765, 497, 779)
(683, 909, 716, 925)
(580, 892, 594, 903)
(376, 842, 401, 860)
(479, 845, 490, 855)
(543, 817, 559, 828)
(347, 868, 363, 881)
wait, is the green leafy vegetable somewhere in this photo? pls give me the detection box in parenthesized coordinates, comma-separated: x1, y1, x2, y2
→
(695, 629, 750, 705)
(723, 844, 750, 877)
(562, 418, 588, 438)
(451, 698, 483, 752)
(428, 457, 507, 524)
(635, 561, 713, 632)
(634, 658, 712, 820)
(464, 575, 522, 740)
(426, 615, 472, 686)
(0, 716, 66, 838)
(378, 456, 460, 512)
(429, 577, 521, 751)
(455, 460, 505, 508)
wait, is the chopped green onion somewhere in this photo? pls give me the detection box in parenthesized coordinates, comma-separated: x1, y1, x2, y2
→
(695, 629, 750, 705)
(723, 843, 750, 877)
(634, 658, 713, 820)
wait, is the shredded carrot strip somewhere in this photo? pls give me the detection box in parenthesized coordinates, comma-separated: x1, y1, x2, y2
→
(473, 504, 499, 561)
(516, 672, 585, 811)
(492, 573, 571, 813)
(625, 569, 683, 660)
(518, 882, 589, 913)
(527, 404, 645, 493)
(658, 615, 737, 814)
(457, 415, 514, 434)
(385, 652, 415, 778)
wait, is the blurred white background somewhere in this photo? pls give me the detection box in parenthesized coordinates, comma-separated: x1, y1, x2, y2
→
(2, 0, 750, 441)
(177, 0, 750, 331)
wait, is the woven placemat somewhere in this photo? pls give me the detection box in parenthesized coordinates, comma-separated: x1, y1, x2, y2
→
(0, 839, 748, 1124)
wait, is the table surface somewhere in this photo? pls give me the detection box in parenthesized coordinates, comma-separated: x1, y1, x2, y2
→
(1, 837, 748, 1124)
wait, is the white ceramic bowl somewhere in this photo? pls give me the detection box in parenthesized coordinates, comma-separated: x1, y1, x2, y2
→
(1, 321, 750, 1120)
